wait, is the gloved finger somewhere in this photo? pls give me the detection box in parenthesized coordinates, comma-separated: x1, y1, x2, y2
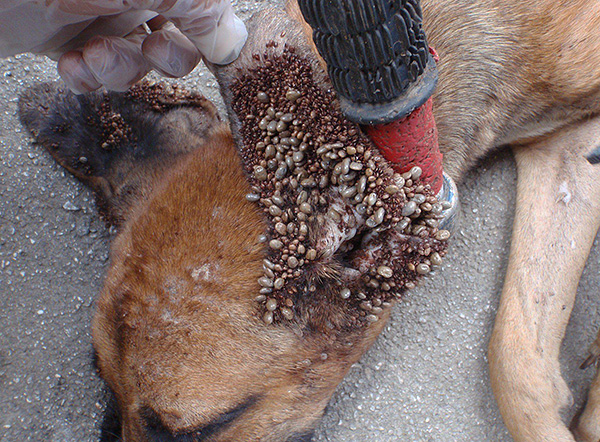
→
(51, 0, 175, 16)
(161, 0, 248, 65)
(142, 22, 201, 77)
(81, 34, 148, 92)
(57, 50, 102, 94)
(51, 0, 131, 15)
(52, 0, 247, 65)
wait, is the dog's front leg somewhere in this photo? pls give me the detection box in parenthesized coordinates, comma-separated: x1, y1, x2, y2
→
(488, 116, 600, 442)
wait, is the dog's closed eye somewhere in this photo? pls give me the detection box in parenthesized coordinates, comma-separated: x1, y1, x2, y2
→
(286, 429, 315, 442)
(141, 396, 259, 441)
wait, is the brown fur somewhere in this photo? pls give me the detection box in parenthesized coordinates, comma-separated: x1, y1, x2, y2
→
(420, 1, 600, 440)
(17, 0, 600, 440)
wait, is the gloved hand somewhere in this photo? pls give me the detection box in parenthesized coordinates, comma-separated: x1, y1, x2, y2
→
(0, 0, 247, 93)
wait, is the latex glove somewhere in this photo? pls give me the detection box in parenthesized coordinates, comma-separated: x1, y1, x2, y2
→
(0, 0, 247, 93)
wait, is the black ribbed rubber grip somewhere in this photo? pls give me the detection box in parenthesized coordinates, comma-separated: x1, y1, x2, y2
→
(298, 0, 438, 124)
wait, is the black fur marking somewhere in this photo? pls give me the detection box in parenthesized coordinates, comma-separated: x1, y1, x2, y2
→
(18, 82, 220, 226)
(99, 388, 122, 442)
(18, 83, 174, 179)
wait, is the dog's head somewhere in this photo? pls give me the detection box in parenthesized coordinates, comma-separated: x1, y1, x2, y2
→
(89, 3, 447, 441)
(91, 123, 390, 441)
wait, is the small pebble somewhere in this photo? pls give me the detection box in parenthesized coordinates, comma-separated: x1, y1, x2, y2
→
(62, 201, 79, 211)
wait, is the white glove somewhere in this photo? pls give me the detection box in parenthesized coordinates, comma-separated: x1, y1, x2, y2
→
(0, 0, 247, 93)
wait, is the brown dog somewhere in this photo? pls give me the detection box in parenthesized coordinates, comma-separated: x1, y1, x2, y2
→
(17, 0, 600, 441)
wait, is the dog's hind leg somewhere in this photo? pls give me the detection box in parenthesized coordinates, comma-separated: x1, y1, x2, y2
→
(488, 115, 600, 442)
(18, 82, 222, 226)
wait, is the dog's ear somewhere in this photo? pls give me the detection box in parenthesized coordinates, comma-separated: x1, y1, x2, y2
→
(18, 82, 223, 226)
(209, 4, 448, 331)
(210, 5, 329, 142)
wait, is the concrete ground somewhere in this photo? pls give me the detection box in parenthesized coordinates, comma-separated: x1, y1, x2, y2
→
(1, 2, 600, 441)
